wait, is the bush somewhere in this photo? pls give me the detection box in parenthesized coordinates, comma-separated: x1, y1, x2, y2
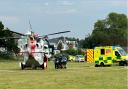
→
(62, 48, 85, 56)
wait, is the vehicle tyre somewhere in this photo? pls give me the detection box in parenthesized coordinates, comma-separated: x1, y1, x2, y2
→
(119, 61, 124, 66)
(95, 64, 99, 67)
(100, 62, 104, 67)
(124, 60, 128, 66)
(21, 63, 25, 70)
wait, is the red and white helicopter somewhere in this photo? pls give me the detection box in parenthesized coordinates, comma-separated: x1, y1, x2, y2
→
(0, 29, 70, 69)
(18, 30, 70, 69)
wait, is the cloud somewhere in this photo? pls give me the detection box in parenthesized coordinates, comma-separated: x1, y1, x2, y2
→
(56, 1, 74, 6)
(44, 2, 49, 6)
(44, 8, 77, 15)
(110, 0, 127, 7)
(79, 0, 127, 8)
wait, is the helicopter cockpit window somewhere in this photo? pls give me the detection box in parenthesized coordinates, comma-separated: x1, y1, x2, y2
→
(30, 36, 34, 41)
(44, 40, 48, 45)
(115, 51, 121, 57)
(37, 38, 41, 42)
(44, 46, 48, 49)
(24, 44, 28, 48)
(36, 44, 39, 48)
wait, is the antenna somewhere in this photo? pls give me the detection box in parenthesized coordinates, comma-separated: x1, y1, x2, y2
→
(29, 19, 32, 30)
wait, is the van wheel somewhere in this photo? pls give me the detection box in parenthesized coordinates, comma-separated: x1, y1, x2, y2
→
(100, 62, 104, 67)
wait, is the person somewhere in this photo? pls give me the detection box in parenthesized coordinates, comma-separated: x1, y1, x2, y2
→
(54, 54, 67, 69)
(61, 55, 67, 69)
(43, 54, 48, 69)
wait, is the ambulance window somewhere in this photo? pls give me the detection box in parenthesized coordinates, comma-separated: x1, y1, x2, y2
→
(115, 51, 120, 57)
(101, 49, 105, 55)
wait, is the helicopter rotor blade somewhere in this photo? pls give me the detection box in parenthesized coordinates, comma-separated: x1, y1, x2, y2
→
(38, 31, 70, 39)
(0, 30, 27, 39)
(3, 29, 26, 36)
(46, 31, 71, 36)
(0, 37, 21, 40)
(8, 30, 26, 36)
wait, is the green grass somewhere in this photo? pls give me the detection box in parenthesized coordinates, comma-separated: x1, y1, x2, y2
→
(0, 59, 127, 89)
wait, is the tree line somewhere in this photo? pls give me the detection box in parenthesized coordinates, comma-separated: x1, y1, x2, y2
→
(0, 22, 19, 55)
(80, 12, 128, 49)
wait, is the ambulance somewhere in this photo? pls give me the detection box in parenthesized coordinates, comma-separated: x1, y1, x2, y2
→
(86, 46, 128, 67)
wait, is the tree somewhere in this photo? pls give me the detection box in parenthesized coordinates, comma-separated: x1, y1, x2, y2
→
(62, 48, 84, 56)
(0, 21, 20, 54)
(82, 12, 128, 48)
(0, 21, 4, 30)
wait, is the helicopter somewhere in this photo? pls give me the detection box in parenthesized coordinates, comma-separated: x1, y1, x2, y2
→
(0, 29, 70, 69)
(18, 30, 70, 69)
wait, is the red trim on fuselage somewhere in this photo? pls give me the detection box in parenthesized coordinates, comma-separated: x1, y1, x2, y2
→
(30, 40, 36, 56)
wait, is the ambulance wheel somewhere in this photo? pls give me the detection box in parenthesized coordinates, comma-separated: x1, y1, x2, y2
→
(119, 61, 124, 66)
(124, 60, 128, 66)
(95, 64, 99, 67)
(100, 62, 104, 67)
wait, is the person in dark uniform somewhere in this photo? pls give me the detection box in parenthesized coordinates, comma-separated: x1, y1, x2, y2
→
(54, 54, 67, 69)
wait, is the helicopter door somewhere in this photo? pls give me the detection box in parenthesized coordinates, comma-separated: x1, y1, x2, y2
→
(33, 44, 44, 65)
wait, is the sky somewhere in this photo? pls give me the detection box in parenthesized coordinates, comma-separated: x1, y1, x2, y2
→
(0, 0, 127, 39)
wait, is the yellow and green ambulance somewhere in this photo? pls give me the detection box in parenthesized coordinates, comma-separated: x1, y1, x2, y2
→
(87, 46, 128, 67)
(94, 46, 128, 66)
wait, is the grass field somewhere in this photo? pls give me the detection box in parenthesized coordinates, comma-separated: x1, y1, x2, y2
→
(0, 59, 127, 89)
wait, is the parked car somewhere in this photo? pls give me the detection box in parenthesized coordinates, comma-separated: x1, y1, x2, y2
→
(68, 55, 76, 61)
(75, 55, 85, 62)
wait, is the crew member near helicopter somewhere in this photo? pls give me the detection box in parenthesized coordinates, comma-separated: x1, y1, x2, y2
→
(43, 54, 48, 69)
